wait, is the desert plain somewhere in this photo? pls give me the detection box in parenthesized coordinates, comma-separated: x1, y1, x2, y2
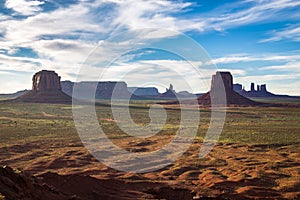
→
(0, 99, 299, 200)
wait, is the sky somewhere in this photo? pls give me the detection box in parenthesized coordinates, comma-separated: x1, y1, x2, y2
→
(0, 0, 299, 95)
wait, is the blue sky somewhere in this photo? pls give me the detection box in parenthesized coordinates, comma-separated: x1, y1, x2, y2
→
(0, 0, 299, 95)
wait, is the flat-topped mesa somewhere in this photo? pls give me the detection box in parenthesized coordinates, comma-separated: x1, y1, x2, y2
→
(32, 70, 61, 92)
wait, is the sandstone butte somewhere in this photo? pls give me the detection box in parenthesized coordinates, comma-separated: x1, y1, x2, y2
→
(197, 71, 260, 106)
(17, 70, 72, 104)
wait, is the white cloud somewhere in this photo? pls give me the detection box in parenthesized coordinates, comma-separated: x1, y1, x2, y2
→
(260, 61, 300, 72)
(110, 0, 192, 30)
(270, 81, 300, 95)
(0, 0, 300, 94)
(260, 24, 300, 42)
(105, 0, 300, 34)
(212, 54, 300, 64)
(0, 70, 17, 75)
(206, 0, 300, 31)
(0, 3, 103, 49)
(236, 74, 298, 83)
(5, 0, 45, 16)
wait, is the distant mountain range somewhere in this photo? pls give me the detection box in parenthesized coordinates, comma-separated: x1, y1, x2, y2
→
(1, 80, 299, 101)
(0, 90, 29, 99)
(60, 81, 197, 100)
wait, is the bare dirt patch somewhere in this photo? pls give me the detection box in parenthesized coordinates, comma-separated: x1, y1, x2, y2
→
(0, 138, 299, 199)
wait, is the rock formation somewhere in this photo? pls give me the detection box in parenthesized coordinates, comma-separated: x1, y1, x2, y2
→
(233, 83, 242, 92)
(128, 87, 160, 96)
(197, 72, 260, 106)
(234, 82, 275, 98)
(0, 165, 193, 200)
(61, 81, 138, 99)
(0, 166, 68, 200)
(251, 82, 255, 92)
(211, 71, 233, 92)
(158, 84, 177, 99)
(32, 70, 61, 91)
(155, 84, 196, 99)
(17, 70, 71, 103)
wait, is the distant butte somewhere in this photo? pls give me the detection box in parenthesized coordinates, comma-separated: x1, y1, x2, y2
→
(197, 72, 260, 106)
(17, 70, 72, 104)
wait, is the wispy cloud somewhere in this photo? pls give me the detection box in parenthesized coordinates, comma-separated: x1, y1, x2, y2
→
(0, 0, 299, 94)
(198, 0, 300, 32)
(260, 24, 300, 42)
(260, 61, 300, 72)
(212, 53, 300, 64)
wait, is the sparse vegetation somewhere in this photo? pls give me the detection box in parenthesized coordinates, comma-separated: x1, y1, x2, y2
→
(0, 101, 299, 146)
(0, 101, 299, 199)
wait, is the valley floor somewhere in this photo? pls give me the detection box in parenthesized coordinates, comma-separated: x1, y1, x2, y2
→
(0, 102, 299, 199)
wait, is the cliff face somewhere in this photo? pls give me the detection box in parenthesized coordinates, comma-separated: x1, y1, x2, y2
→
(17, 70, 71, 104)
(211, 72, 233, 92)
(32, 70, 61, 91)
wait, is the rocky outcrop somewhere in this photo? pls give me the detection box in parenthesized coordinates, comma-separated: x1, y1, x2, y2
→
(158, 84, 177, 99)
(0, 166, 194, 200)
(128, 85, 195, 99)
(17, 70, 71, 104)
(157, 84, 193, 99)
(198, 72, 260, 106)
(0, 166, 68, 200)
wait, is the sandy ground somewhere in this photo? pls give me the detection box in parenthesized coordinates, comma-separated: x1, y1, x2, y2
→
(0, 136, 299, 199)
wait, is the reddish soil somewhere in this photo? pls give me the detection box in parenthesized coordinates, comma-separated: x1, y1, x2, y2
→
(0, 138, 299, 199)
